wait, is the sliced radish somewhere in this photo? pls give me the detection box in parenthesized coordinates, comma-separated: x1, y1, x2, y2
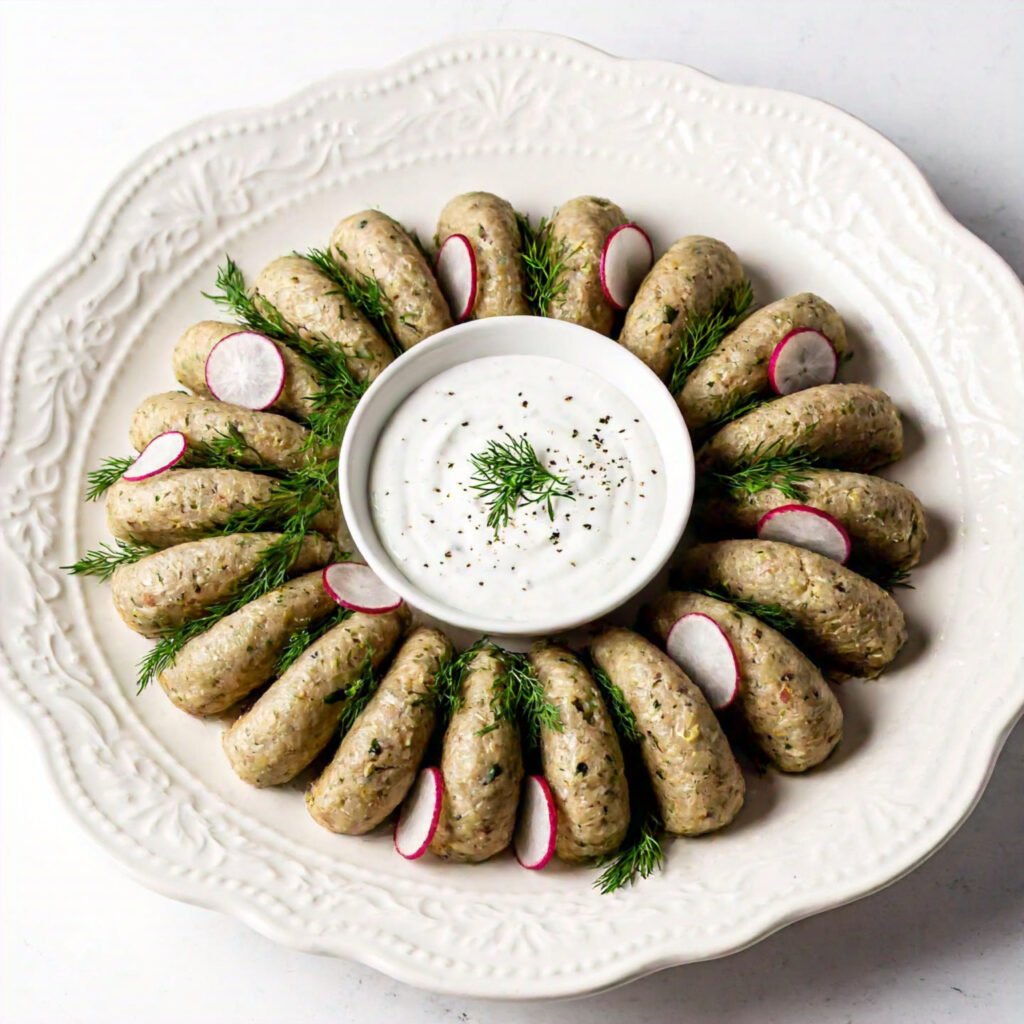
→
(665, 613, 740, 710)
(514, 775, 557, 870)
(122, 431, 187, 482)
(436, 233, 478, 321)
(768, 328, 838, 395)
(756, 504, 852, 564)
(394, 767, 444, 860)
(204, 330, 286, 410)
(599, 223, 654, 311)
(322, 562, 403, 614)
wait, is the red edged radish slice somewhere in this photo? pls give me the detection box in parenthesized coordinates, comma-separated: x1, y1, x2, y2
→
(514, 775, 557, 870)
(756, 504, 852, 564)
(122, 431, 187, 482)
(322, 562, 403, 614)
(436, 233, 478, 321)
(665, 613, 740, 710)
(768, 328, 838, 395)
(204, 330, 286, 410)
(394, 767, 443, 860)
(599, 223, 654, 311)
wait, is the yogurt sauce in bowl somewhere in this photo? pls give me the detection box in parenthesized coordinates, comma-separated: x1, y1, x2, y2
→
(339, 316, 694, 637)
(370, 354, 666, 624)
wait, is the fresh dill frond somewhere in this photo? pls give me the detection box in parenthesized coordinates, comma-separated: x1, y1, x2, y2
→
(275, 608, 350, 676)
(135, 529, 324, 693)
(594, 807, 665, 894)
(429, 640, 561, 744)
(707, 438, 819, 502)
(204, 256, 294, 340)
(181, 424, 282, 474)
(215, 461, 335, 537)
(667, 279, 754, 394)
(587, 659, 666, 893)
(485, 649, 562, 748)
(62, 539, 157, 581)
(324, 648, 379, 733)
(205, 256, 368, 448)
(301, 247, 398, 354)
(136, 617, 213, 694)
(869, 566, 915, 592)
(591, 664, 643, 745)
(702, 393, 767, 432)
(469, 433, 574, 536)
(428, 638, 490, 721)
(697, 587, 798, 635)
(85, 456, 135, 501)
(517, 213, 580, 315)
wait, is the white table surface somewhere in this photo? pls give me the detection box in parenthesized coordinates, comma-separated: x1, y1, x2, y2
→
(2, 2, 1022, 1021)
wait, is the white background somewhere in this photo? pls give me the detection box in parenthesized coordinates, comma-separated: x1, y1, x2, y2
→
(2, 1, 1022, 1021)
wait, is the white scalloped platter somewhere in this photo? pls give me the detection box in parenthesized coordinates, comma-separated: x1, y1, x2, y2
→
(2, 33, 1023, 1000)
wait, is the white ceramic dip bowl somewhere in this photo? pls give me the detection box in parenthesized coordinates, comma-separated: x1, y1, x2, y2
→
(339, 316, 694, 637)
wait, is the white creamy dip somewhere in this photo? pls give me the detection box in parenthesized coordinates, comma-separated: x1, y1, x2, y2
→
(369, 354, 666, 624)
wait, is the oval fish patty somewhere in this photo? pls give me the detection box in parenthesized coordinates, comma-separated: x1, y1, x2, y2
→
(436, 191, 530, 318)
(678, 293, 847, 431)
(529, 642, 629, 861)
(225, 608, 409, 788)
(171, 319, 322, 422)
(306, 627, 452, 831)
(701, 468, 927, 571)
(111, 532, 333, 637)
(679, 539, 907, 679)
(105, 468, 338, 548)
(330, 210, 451, 349)
(129, 392, 327, 471)
(646, 591, 843, 771)
(619, 235, 746, 380)
(250, 255, 393, 383)
(589, 627, 745, 835)
(696, 383, 903, 473)
(158, 572, 336, 716)
(429, 647, 524, 862)
(544, 195, 627, 335)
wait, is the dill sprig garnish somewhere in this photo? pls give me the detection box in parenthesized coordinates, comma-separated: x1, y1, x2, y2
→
(276, 608, 351, 676)
(62, 539, 157, 581)
(429, 640, 561, 744)
(135, 527, 327, 693)
(140, 461, 343, 690)
(483, 648, 562, 748)
(469, 433, 574, 536)
(591, 664, 643, 745)
(428, 638, 489, 721)
(301, 247, 399, 355)
(702, 393, 767, 433)
(589, 660, 665, 893)
(205, 256, 368, 448)
(214, 461, 335, 536)
(517, 214, 581, 315)
(697, 587, 798, 635)
(184, 424, 283, 474)
(86, 456, 135, 501)
(324, 648, 379, 734)
(707, 438, 819, 502)
(869, 566, 915, 592)
(595, 807, 665, 895)
(667, 280, 754, 395)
